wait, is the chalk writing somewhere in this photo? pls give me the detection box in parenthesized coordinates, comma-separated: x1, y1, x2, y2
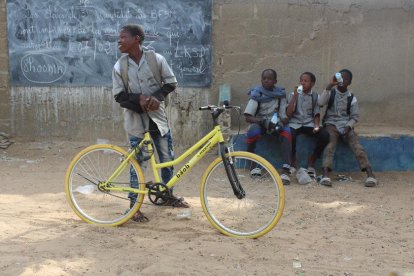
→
(7, 0, 212, 87)
(21, 54, 66, 84)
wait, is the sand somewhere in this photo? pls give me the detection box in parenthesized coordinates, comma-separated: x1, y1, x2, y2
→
(1, 140, 414, 275)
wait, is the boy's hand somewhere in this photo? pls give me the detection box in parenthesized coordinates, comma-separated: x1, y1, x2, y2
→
(343, 126, 351, 136)
(326, 75, 338, 90)
(313, 127, 320, 134)
(293, 86, 299, 96)
(140, 95, 160, 112)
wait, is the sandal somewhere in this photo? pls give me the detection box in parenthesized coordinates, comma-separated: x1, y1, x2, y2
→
(307, 167, 316, 178)
(131, 210, 149, 222)
(163, 195, 190, 208)
(319, 177, 332, 187)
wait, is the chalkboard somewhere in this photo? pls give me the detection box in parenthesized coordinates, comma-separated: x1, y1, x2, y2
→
(6, 0, 212, 87)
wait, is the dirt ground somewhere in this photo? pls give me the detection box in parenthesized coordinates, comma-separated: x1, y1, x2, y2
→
(1, 139, 414, 276)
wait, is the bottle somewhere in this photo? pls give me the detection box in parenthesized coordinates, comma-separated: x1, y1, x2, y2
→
(335, 72, 343, 86)
(270, 112, 279, 131)
(297, 85, 303, 95)
(176, 209, 192, 219)
(296, 168, 313, 185)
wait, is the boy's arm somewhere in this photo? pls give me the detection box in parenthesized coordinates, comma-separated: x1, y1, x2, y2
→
(244, 99, 270, 128)
(346, 97, 359, 129)
(286, 87, 298, 118)
(112, 66, 149, 113)
(318, 75, 338, 106)
(245, 114, 264, 125)
(151, 53, 178, 101)
(279, 97, 289, 124)
(313, 114, 321, 132)
(313, 96, 321, 131)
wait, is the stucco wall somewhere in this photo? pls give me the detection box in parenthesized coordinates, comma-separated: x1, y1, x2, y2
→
(213, 0, 414, 131)
(1, 0, 413, 144)
(0, 1, 10, 132)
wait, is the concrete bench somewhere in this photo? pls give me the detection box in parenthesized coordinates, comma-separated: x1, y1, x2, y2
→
(232, 133, 414, 172)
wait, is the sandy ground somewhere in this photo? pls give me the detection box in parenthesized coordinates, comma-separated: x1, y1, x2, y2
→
(1, 139, 414, 276)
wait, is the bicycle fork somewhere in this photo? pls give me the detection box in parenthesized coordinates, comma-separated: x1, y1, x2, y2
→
(219, 143, 246, 199)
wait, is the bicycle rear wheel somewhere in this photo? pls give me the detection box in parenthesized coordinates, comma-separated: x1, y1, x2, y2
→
(200, 151, 284, 238)
(65, 144, 145, 226)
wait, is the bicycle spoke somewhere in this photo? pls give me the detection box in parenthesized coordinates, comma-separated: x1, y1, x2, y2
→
(201, 152, 284, 238)
(66, 145, 145, 226)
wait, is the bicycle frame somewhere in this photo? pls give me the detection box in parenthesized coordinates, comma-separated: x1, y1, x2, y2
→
(101, 125, 226, 194)
(149, 124, 226, 188)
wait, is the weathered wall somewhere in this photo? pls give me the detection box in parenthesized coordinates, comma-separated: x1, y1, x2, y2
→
(1, 0, 414, 144)
(8, 86, 210, 143)
(0, 1, 10, 132)
(212, 0, 414, 131)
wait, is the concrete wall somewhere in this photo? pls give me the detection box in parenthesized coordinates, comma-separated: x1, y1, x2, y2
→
(0, 1, 10, 133)
(213, 0, 414, 131)
(1, 0, 414, 144)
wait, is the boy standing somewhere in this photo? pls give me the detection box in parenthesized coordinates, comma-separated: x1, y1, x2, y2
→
(112, 24, 189, 222)
(317, 69, 378, 187)
(286, 72, 329, 178)
(244, 69, 293, 185)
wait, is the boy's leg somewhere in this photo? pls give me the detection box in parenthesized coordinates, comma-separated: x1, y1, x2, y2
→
(290, 127, 300, 168)
(151, 130, 190, 206)
(308, 127, 330, 168)
(246, 123, 265, 175)
(320, 125, 339, 186)
(151, 130, 174, 184)
(344, 130, 377, 187)
(246, 123, 263, 153)
(279, 126, 293, 185)
(128, 135, 143, 207)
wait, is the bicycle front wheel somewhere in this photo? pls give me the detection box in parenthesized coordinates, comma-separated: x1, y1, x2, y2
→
(65, 144, 145, 226)
(200, 151, 284, 238)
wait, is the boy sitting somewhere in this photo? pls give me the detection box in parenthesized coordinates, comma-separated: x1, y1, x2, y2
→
(318, 69, 378, 187)
(286, 72, 329, 178)
(243, 69, 293, 185)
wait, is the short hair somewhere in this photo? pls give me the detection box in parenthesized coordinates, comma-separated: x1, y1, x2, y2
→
(262, 69, 277, 80)
(121, 24, 145, 44)
(301, 71, 316, 83)
(339, 69, 353, 83)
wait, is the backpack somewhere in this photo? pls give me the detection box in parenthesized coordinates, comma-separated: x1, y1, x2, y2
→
(294, 91, 319, 117)
(255, 98, 281, 117)
(119, 50, 169, 106)
(323, 88, 354, 122)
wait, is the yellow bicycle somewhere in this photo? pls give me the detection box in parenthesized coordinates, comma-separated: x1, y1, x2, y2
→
(65, 103, 285, 238)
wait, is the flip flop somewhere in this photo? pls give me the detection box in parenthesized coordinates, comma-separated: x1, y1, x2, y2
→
(163, 196, 190, 208)
(365, 177, 378, 187)
(319, 177, 332, 187)
(307, 167, 316, 178)
(280, 173, 291, 185)
(131, 211, 149, 222)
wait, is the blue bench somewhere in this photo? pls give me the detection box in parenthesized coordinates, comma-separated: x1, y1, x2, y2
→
(232, 133, 414, 172)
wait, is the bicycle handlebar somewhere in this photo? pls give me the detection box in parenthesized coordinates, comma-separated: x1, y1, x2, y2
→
(199, 102, 240, 111)
(199, 101, 241, 126)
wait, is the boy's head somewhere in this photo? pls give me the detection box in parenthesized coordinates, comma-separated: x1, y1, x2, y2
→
(338, 69, 352, 91)
(261, 69, 277, 90)
(299, 72, 316, 92)
(118, 24, 145, 53)
(121, 24, 145, 44)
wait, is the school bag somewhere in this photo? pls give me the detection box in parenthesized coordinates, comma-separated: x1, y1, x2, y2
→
(322, 88, 354, 122)
(294, 91, 319, 117)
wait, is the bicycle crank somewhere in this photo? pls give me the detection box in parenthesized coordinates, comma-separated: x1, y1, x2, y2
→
(147, 182, 171, 205)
